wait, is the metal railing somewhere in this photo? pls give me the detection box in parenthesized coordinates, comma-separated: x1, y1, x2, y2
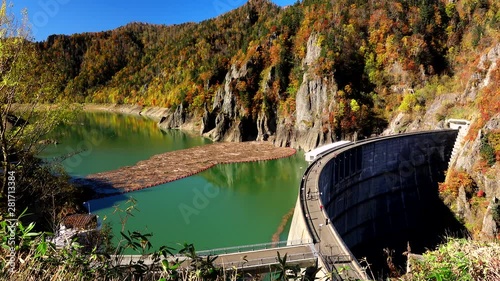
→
(194, 239, 313, 256)
(215, 252, 317, 269)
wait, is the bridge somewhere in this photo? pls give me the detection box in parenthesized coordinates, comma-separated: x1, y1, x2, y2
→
(116, 240, 317, 273)
(115, 124, 468, 280)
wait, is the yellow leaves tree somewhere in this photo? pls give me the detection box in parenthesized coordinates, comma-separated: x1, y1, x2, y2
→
(0, 0, 77, 200)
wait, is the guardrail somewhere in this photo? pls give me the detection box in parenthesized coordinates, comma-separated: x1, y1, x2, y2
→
(300, 163, 321, 243)
(191, 239, 312, 257)
(215, 252, 317, 270)
(115, 246, 317, 270)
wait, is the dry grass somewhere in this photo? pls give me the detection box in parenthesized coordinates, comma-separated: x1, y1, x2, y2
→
(400, 238, 500, 281)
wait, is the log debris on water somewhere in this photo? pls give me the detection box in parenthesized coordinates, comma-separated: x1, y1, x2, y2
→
(86, 141, 296, 195)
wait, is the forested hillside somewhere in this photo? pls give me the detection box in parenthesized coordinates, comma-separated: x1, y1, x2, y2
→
(5, 0, 500, 277)
(19, 0, 498, 150)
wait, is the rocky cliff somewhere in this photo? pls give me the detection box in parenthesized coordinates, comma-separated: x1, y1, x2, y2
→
(383, 43, 500, 241)
(157, 33, 342, 151)
(26, 0, 498, 155)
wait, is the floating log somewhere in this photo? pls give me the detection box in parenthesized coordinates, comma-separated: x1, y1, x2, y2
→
(86, 141, 296, 196)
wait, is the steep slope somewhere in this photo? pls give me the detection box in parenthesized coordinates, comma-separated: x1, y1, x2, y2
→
(17, 0, 499, 149)
(383, 42, 500, 241)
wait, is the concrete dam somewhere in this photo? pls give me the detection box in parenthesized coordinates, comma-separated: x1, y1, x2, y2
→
(288, 129, 467, 278)
(120, 129, 466, 280)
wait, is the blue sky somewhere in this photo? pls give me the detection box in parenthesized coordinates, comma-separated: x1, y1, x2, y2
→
(11, 0, 297, 42)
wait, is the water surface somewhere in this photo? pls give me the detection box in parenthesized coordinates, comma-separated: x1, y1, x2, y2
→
(43, 112, 305, 252)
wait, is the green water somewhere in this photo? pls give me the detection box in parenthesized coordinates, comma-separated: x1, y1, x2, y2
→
(41, 112, 211, 176)
(42, 112, 305, 252)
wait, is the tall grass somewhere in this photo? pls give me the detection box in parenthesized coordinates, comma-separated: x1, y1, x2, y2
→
(400, 238, 500, 281)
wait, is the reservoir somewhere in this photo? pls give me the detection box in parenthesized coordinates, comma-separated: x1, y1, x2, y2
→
(42, 112, 305, 251)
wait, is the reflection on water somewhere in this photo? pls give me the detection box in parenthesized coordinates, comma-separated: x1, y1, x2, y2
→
(40, 112, 211, 176)
(204, 155, 305, 191)
(90, 153, 305, 252)
(43, 112, 306, 252)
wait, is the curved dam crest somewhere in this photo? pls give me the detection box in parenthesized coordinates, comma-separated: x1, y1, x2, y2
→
(289, 130, 466, 277)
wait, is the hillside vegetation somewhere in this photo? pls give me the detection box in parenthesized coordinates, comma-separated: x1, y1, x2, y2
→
(16, 0, 498, 148)
(4, 0, 500, 279)
(19, 0, 500, 244)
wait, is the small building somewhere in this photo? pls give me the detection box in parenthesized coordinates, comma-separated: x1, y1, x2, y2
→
(52, 214, 100, 248)
(445, 119, 471, 130)
(305, 141, 351, 163)
(62, 214, 98, 230)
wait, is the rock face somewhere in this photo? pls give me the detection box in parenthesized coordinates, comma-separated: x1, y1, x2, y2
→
(455, 115, 500, 198)
(158, 104, 187, 129)
(289, 76, 335, 150)
(452, 43, 500, 203)
(201, 63, 255, 142)
(449, 45, 500, 240)
(382, 93, 458, 135)
(481, 198, 499, 240)
(156, 33, 340, 151)
(274, 34, 337, 151)
(381, 43, 500, 241)
(460, 44, 500, 103)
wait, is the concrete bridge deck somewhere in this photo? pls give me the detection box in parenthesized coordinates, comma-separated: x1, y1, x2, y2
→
(116, 242, 317, 273)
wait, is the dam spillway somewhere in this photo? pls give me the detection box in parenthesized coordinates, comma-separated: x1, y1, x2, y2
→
(289, 130, 466, 278)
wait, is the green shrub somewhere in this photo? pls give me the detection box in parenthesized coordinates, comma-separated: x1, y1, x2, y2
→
(480, 136, 497, 166)
(492, 201, 500, 225)
(402, 238, 500, 281)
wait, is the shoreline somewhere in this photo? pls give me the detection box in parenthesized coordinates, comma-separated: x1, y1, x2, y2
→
(30, 103, 300, 197)
(83, 103, 203, 135)
(83, 141, 297, 197)
(83, 103, 170, 122)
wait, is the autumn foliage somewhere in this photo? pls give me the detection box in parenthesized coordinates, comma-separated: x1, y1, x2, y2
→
(439, 169, 476, 199)
(10, 0, 500, 137)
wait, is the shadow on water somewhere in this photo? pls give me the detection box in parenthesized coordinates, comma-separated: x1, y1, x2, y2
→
(72, 177, 134, 213)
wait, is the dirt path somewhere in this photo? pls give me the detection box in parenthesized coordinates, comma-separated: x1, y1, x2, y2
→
(86, 141, 296, 194)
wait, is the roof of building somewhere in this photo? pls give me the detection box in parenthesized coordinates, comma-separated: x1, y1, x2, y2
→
(62, 214, 97, 230)
(305, 141, 351, 158)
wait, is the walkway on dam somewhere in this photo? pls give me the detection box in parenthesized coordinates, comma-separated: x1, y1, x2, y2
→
(299, 129, 460, 280)
(301, 150, 368, 280)
(116, 241, 317, 273)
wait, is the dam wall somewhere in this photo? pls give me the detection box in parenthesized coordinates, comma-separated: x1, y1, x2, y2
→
(287, 197, 313, 244)
(317, 130, 462, 268)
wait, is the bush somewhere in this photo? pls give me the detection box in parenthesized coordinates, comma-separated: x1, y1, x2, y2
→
(439, 170, 476, 199)
(402, 238, 500, 281)
(480, 136, 497, 166)
(492, 201, 500, 225)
